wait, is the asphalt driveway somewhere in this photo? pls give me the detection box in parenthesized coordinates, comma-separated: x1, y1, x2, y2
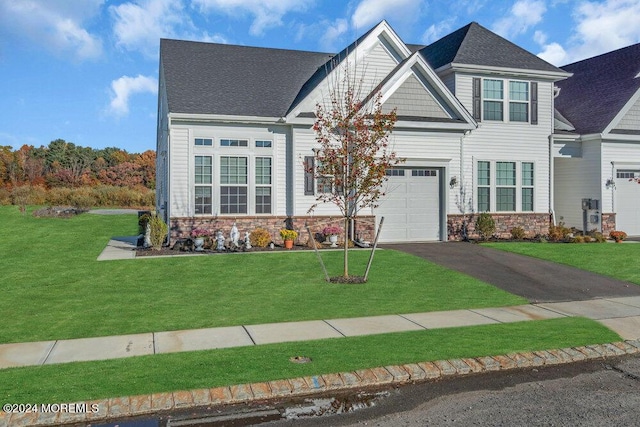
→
(385, 242, 640, 303)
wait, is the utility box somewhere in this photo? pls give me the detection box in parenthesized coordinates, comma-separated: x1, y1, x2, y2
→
(581, 198, 601, 233)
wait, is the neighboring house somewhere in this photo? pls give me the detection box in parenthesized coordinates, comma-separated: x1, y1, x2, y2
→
(553, 43, 640, 236)
(156, 20, 599, 243)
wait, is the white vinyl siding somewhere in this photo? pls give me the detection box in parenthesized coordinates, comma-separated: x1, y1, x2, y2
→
(614, 97, 640, 131)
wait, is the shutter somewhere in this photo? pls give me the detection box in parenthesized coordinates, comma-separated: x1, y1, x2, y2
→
(531, 82, 538, 125)
(304, 156, 315, 195)
(472, 77, 482, 122)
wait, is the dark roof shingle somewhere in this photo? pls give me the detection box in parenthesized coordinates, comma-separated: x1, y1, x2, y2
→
(555, 43, 640, 134)
(160, 39, 332, 117)
(419, 22, 564, 73)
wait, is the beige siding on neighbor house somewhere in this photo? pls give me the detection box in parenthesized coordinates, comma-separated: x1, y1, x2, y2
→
(382, 74, 449, 118)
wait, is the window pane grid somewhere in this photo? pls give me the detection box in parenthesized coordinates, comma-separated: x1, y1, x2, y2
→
(220, 139, 248, 147)
(522, 188, 534, 211)
(195, 156, 212, 184)
(478, 161, 490, 186)
(255, 157, 272, 185)
(195, 138, 212, 146)
(255, 187, 271, 214)
(483, 79, 503, 99)
(496, 162, 516, 186)
(220, 187, 247, 214)
(195, 186, 212, 214)
(509, 102, 528, 122)
(477, 187, 490, 212)
(255, 140, 272, 148)
(496, 188, 516, 211)
(509, 81, 529, 101)
(220, 157, 247, 184)
(483, 101, 503, 121)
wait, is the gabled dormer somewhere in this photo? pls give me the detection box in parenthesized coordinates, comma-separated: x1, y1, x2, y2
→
(286, 20, 412, 123)
(419, 22, 570, 126)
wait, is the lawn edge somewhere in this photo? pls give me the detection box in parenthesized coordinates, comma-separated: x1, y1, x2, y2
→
(5, 339, 639, 427)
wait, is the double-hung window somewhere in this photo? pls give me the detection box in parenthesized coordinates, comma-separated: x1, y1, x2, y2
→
(483, 79, 504, 121)
(255, 157, 272, 214)
(509, 81, 529, 122)
(496, 162, 516, 211)
(477, 161, 534, 212)
(220, 156, 248, 214)
(477, 161, 491, 212)
(194, 156, 212, 214)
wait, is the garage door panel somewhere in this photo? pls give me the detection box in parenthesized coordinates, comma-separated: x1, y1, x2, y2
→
(376, 167, 441, 242)
(616, 172, 640, 236)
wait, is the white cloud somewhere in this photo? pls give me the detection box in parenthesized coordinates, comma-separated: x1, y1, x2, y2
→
(320, 19, 349, 51)
(108, 75, 158, 117)
(492, 0, 547, 39)
(110, 0, 187, 58)
(421, 18, 456, 44)
(0, 0, 103, 60)
(568, 0, 640, 61)
(193, 0, 311, 36)
(351, 0, 424, 30)
(534, 0, 640, 65)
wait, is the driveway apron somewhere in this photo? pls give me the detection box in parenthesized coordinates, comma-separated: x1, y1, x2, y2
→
(385, 242, 640, 303)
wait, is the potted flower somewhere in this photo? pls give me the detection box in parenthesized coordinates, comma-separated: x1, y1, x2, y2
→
(191, 228, 210, 251)
(279, 229, 298, 249)
(322, 225, 343, 247)
(609, 230, 627, 243)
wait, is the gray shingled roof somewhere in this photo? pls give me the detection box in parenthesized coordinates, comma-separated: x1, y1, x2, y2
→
(419, 22, 564, 73)
(555, 43, 640, 134)
(160, 39, 332, 117)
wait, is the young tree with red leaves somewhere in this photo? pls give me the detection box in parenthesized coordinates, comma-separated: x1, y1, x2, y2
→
(309, 73, 400, 279)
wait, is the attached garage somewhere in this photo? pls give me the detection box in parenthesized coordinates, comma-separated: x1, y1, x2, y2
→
(615, 170, 640, 236)
(375, 167, 444, 242)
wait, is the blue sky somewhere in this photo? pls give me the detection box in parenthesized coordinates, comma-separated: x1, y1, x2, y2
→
(1, 0, 639, 154)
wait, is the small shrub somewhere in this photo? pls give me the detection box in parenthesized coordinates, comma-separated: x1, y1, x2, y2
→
(589, 231, 606, 243)
(11, 186, 31, 213)
(548, 222, 571, 242)
(0, 188, 10, 205)
(250, 228, 271, 248)
(475, 213, 495, 240)
(572, 236, 585, 243)
(70, 193, 95, 210)
(510, 226, 526, 240)
(149, 214, 168, 250)
(609, 230, 627, 242)
(582, 235, 592, 243)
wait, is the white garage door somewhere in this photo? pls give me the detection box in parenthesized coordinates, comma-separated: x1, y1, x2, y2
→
(616, 170, 640, 236)
(375, 168, 441, 242)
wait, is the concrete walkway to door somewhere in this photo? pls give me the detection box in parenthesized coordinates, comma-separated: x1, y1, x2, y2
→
(385, 241, 640, 303)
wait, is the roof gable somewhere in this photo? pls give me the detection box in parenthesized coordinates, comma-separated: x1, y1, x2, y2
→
(160, 39, 331, 117)
(419, 22, 564, 75)
(555, 43, 640, 134)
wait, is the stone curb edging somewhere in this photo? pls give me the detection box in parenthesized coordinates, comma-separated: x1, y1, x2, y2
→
(3, 340, 639, 427)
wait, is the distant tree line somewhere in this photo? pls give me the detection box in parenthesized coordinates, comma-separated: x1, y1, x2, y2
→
(0, 139, 155, 208)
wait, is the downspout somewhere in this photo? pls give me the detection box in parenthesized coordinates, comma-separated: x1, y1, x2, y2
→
(611, 161, 616, 221)
(459, 130, 469, 240)
(549, 134, 556, 226)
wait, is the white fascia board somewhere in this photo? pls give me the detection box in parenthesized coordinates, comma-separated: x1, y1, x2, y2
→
(601, 133, 640, 143)
(169, 113, 283, 125)
(603, 87, 640, 135)
(437, 63, 572, 81)
(373, 20, 412, 59)
(552, 133, 581, 142)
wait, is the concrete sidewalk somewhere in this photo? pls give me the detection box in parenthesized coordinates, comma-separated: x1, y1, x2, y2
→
(2, 297, 640, 369)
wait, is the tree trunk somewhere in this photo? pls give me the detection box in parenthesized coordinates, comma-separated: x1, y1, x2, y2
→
(343, 215, 349, 277)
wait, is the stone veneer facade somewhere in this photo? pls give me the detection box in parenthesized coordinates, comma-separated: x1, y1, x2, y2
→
(447, 213, 552, 241)
(170, 215, 376, 245)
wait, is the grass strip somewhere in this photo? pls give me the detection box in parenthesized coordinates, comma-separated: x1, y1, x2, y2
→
(483, 242, 640, 285)
(0, 206, 525, 343)
(0, 317, 619, 404)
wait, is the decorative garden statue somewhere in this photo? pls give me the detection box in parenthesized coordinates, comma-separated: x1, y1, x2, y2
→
(144, 223, 151, 248)
(244, 231, 251, 249)
(216, 231, 225, 251)
(230, 223, 239, 245)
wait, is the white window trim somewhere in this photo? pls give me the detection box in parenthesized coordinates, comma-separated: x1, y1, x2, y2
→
(191, 136, 275, 216)
(481, 78, 531, 124)
(475, 160, 536, 213)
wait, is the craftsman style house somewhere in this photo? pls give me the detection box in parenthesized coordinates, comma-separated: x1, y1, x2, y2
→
(156, 20, 639, 243)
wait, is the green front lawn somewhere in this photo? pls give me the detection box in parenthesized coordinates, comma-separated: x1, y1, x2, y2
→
(0, 317, 619, 404)
(483, 242, 640, 285)
(0, 206, 526, 343)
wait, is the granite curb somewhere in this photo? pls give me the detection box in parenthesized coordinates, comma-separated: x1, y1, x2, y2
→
(3, 340, 639, 427)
